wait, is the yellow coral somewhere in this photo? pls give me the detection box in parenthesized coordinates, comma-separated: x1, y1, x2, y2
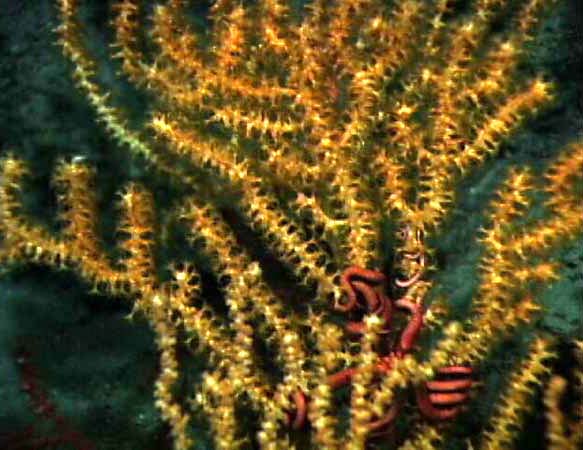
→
(1, 1, 580, 449)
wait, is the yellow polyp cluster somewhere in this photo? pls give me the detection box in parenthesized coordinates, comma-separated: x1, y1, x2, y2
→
(153, 296, 193, 450)
(54, 161, 121, 286)
(117, 184, 160, 310)
(399, 424, 444, 450)
(479, 337, 556, 450)
(544, 341, 583, 450)
(0, 157, 42, 262)
(198, 372, 242, 450)
(1, 0, 581, 449)
(347, 315, 384, 448)
(110, 0, 148, 84)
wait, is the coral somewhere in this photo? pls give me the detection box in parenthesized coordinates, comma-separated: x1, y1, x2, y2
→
(0, 0, 581, 449)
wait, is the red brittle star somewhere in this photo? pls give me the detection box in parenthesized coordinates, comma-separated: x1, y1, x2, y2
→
(288, 265, 473, 433)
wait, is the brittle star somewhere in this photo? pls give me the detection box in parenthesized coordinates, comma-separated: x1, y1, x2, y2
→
(288, 266, 473, 433)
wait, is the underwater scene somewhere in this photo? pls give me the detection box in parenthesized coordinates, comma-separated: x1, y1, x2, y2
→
(0, 1, 581, 449)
